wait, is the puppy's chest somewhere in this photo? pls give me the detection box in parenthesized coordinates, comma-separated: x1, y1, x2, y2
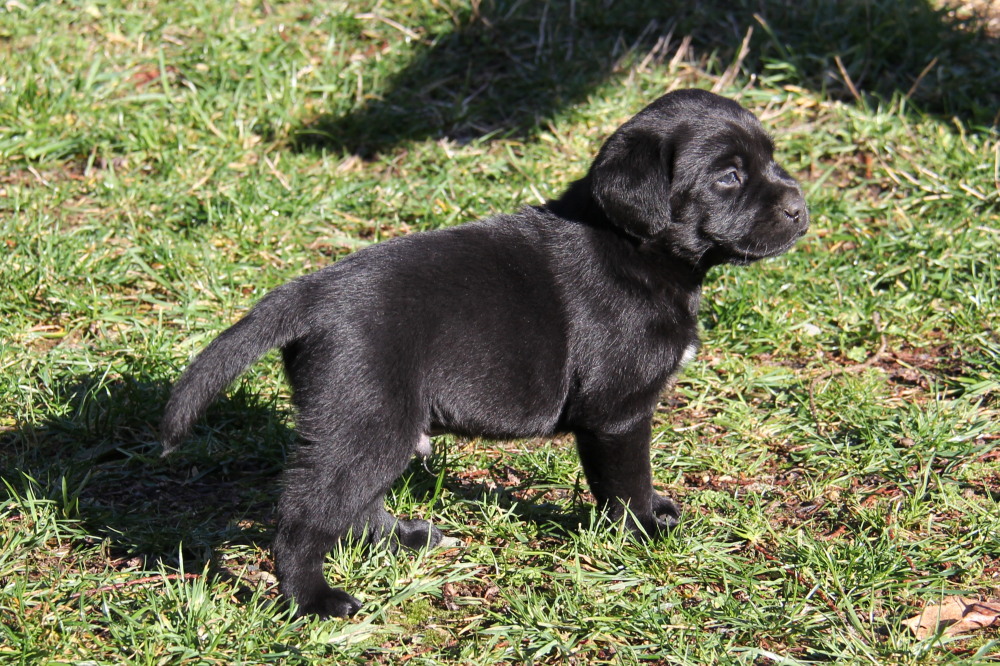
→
(599, 320, 700, 388)
(650, 314, 701, 384)
(571, 282, 702, 384)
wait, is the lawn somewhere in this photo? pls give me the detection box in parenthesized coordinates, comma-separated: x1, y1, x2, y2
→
(1, 0, 999, 663)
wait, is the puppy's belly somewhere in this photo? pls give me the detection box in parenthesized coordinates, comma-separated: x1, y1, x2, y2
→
(426, 358, 569, 440)
(428, 397, 564, 442)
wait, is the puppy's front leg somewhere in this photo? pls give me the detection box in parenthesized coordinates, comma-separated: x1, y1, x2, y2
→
(575, 423, 680, 537)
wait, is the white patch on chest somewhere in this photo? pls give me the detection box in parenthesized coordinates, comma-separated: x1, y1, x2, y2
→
(678, 342, 699, 370)
(415, 433, 432, 458)
(664, 342, 700, 391)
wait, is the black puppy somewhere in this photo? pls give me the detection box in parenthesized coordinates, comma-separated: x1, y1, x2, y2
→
(161, 89, 808, 618)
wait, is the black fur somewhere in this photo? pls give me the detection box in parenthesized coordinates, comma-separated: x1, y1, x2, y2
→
(161, 89, 808, 619)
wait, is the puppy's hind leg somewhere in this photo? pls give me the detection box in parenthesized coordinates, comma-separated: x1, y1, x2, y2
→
(272, 514, 359, 616)
(272, 456, 365, 619)
(273, 427, 438, 618)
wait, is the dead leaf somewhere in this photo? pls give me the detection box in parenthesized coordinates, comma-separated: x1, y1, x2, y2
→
(128, 65, 179, 89)
(442, 582, 459, 610)
(129, 68, 160, 88)
(903, 596, 1000, 640)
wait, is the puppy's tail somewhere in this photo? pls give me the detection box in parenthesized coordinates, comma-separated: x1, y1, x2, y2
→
(160, 282, 307, 456)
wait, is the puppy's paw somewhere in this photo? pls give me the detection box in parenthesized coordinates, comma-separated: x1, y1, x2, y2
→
(626, 514, 669, 541)
(395, 518, 443, 551)
(622, 494, 681, 540)
(295, 587, 363, 619)
(651, 492, 681, 528)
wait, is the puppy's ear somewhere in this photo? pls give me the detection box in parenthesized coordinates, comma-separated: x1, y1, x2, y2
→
(590, 128, 671, 240)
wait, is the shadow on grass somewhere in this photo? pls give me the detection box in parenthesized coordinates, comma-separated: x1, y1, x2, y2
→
(0, 372, 290, 572)
(293, 0, 999, 157)
(0, 372, 583, 576)
(404, 440, 593, 543)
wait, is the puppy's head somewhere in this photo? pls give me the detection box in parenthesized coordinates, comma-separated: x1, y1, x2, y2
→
(588, 89, 808, 267)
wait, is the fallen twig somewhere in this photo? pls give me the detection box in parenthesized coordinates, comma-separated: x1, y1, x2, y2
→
(68, 572, 202, 600)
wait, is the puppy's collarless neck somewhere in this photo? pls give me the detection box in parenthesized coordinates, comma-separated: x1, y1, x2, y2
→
(546, 179, 713, 284)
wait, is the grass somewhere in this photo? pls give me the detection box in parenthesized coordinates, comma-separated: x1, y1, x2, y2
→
(1, 0, 999, 663)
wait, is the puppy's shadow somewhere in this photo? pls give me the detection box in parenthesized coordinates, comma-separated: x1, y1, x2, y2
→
(293, 0, 998, 158)
(1, 372, 291, 575)
(2, 372, 580, 581)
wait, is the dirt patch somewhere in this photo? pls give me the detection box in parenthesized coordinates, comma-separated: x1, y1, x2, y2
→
(943, 0, 1000, 36)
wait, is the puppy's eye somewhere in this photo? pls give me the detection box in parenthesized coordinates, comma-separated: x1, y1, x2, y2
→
(718, 170, 741, 186)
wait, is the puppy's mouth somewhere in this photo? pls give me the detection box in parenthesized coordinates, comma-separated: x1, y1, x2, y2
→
(722, 228, 807, 264)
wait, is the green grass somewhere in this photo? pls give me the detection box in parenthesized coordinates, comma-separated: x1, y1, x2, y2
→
(2, 0, 999, 663)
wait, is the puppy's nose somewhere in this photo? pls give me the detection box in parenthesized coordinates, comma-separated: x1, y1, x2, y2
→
(782, 202, 808, 232)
